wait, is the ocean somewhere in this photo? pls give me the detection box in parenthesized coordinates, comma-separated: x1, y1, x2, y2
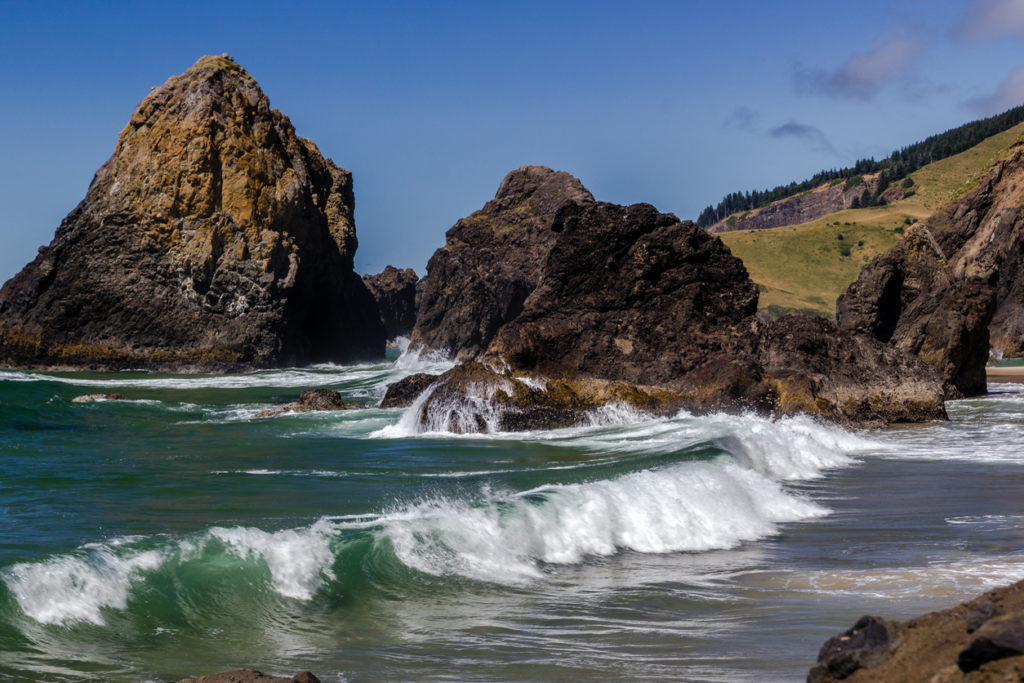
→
(1, 347, 1023, 682)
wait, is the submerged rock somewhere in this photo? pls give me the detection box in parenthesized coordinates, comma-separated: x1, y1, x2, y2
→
(70, 393, 128, 403)
(176, 670, 320, 683)
(808, 580, 1024, 682)
(380, 372, 438, 408)
(0, 54, 384, 372)
(363, 266, 418, 339)
(838, 143, 1024, 394)
(398, 167, 946, 430)
(254, 388, 360, 418)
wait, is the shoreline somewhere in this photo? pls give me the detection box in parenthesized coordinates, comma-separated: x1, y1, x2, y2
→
(986, 365, 1024, 383)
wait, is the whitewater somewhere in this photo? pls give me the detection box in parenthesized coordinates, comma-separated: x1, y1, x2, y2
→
(1, 347, 1023, 681)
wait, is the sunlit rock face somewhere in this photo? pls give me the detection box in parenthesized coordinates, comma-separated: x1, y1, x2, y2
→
(0, 55, 384, 371)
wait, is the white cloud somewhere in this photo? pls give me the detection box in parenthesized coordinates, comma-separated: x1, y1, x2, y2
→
(969, 65, 1024, 114)
(797, 34, 924, 100)
(956, 0, 1024, 42)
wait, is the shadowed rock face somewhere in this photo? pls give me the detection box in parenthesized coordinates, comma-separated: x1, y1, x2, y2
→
(838, 143, 1024, 395)
(363, 266, 418, 339)
(397, 169, 946, 428)
(485, 200, 766, 410)
(410, 166, 595, 360)
(0, 54, 384, 371)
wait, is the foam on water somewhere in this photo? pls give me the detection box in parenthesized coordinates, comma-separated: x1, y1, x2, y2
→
(1, 406, 865, 626)
(4, 544, 166, 625)
(381, 461, 829, 585)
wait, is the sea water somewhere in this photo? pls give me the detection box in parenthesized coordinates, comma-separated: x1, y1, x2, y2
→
(0, 347, 1022, 681)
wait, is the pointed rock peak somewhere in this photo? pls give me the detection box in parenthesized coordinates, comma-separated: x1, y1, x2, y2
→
(490, 166, 595, 212)
(130, 54, 267, 129)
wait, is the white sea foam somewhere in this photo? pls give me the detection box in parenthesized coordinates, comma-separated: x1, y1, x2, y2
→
(207, 519, 337, 600)
(4, 545, 165, 625)
(380, 461, 828, 585)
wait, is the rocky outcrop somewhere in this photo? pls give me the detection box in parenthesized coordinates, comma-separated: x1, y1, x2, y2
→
(363, 266, 418, 339)
(0, 55, 385, 372)
(177, 670, 320, 683)
(837, 143, 1024, 394)
(709, 174, 882, 233)
(70, 393, 127, 403)
(254, 388, 360, 418)
(395, 169, 946, 430)
(808, 580, 1024, 682)
(410, 166, 594, 360)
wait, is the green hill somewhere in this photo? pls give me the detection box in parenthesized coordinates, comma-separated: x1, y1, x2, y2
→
(716, 121, 1024, 317)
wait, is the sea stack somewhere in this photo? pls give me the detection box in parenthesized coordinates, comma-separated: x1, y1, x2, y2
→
(395, 167, 947, 429)
(362, 266, 419, 339)
(837, 142, 1024, 396)
(0, 54, 385, 371)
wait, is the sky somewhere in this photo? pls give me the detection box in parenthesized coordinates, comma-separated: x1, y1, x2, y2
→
(1, 0, 1023, 284)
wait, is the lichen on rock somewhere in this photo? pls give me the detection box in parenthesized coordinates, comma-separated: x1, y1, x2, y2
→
(0, 55, 384, 371)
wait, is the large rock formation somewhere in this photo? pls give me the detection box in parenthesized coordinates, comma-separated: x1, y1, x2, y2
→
(709, 174, 884, 233)
(410, 166, 594, 359)
(808, 580, 1024, 682)
(0, 55, 385, 371)
(837, 143, 1024, 395)
(363, 266, 418, 339)
(396, 169, 946, 429)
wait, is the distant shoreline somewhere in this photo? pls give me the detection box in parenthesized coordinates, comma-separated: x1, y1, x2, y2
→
(986, 365, 1024, 383)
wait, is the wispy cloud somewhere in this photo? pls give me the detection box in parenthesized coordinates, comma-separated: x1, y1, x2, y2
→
(955, 0, 1024, 42)
(724, 106, 759, 132)
(967, 65, 1024, 115)
(769, 121, 837, 155)
(796, 34, 924, 100)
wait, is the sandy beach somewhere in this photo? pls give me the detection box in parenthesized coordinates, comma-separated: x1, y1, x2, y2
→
(986, 366, 1024, 383)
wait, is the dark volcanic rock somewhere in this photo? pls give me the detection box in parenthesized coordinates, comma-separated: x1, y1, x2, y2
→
(838, 143, 1024, 393)
(254, 388, 359, 418)
(958, 614, 1024, 672)
(401, 167, 946, 430)
(808, 581, 1024, 682)
(176, 670, 320, 683)
(759, 314, 946, 426)
(380, 372, 438, 408)
(410, 166, 595, 360)
(485, 201, 765, 411)
(363, 266, 418, 339)
(808, 615, 899, 682)
(0, 55, 385, 372)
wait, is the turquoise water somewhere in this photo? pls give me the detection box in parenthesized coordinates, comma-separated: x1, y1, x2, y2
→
(2, 350, 1024, 681)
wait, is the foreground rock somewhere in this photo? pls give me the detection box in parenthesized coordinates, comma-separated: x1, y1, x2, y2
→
(808, 580, 1024, 682)
(254, 388, 360, 418)
(363, 266, 418, 339)
(0, 55, 384, 372)
(838, 143, 1024, 394)
(401, 167, 946, 430)
(176, 670, 320, 683)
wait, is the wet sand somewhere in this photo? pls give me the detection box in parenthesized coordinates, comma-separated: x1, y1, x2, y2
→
(986, 366, 1024, 383)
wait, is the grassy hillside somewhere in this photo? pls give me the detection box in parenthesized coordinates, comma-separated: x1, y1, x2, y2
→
(717, 121, 1024, 317)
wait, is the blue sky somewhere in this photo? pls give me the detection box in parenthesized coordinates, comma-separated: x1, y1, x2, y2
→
(1, 0, 1023, 283)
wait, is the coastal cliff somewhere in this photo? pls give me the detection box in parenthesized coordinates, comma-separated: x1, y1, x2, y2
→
(394, 168, 946, 430)
(709, 174, 885, 233)
(0, 55, 384, 371)
(838, 143, 1024, 394)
